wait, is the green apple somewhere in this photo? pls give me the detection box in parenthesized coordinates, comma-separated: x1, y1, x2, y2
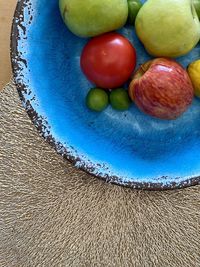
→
(59, 0, 128, 38)
(135, 0, 200, 57)
(127, 0, 143, 25)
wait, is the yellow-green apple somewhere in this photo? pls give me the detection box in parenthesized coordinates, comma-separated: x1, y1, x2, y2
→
(59, 0, 128, 37)
(129, 58, 194, 120)
(135, 0, 200, 57)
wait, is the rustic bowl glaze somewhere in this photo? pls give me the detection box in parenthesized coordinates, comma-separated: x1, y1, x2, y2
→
(11, 0, 200, 190)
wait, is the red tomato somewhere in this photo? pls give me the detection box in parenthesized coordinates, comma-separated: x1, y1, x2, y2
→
(80, 32, 137, 89)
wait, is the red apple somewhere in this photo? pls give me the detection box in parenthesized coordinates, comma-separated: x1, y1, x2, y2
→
(129, 58, 194, 120)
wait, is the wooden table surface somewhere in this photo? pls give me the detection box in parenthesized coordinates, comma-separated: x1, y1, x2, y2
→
(0, 0, 16, 89)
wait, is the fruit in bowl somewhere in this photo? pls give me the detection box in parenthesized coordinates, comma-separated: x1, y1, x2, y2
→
(80, 33, 136, 89)
(110, 88, 131, 110)
(59, 0, 128, 37)
(129, 58, 194, 120)
(60, 0, 198, 121)
(188, 59, 200, 98)
(127, 0, 143, 25)
(135, 0, 200, 57)
(86, 88, 109, 112)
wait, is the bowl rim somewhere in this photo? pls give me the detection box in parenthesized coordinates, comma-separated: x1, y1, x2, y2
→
(10, 0, 200, 191)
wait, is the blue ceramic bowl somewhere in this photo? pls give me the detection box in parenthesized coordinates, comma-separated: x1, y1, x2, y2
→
(11, 0, 200, 190)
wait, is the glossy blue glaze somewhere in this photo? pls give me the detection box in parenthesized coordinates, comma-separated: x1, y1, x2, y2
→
(12, 0, 200, 189)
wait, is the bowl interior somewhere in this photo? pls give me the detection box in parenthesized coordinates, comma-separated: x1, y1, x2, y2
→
(12, 0, 200, 189)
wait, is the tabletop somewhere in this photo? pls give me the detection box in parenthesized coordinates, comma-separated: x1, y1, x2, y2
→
(1, 2, 200, 266)
(0, 0, 16, 89)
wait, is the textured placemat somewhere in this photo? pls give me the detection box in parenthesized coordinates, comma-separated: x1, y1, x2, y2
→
(0, 81, 200, 267)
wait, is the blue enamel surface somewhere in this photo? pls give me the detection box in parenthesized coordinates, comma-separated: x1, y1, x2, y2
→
(14, 0, 200, 188)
